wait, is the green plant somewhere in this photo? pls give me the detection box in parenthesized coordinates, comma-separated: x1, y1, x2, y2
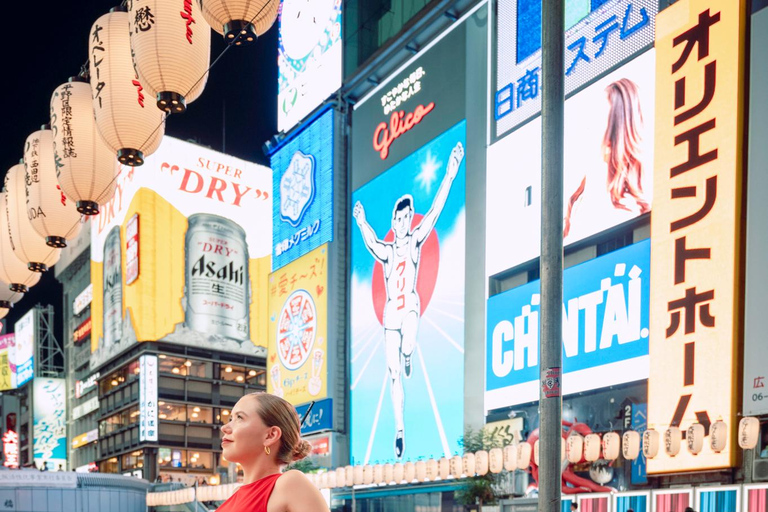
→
(286, 458, 320, 474)
(453, 427, 507, 507)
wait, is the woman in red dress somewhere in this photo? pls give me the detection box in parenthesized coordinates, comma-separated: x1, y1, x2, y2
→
(216, 392, 329, 512)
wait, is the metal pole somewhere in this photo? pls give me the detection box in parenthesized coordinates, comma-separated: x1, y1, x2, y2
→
(539, 1, 564, 512)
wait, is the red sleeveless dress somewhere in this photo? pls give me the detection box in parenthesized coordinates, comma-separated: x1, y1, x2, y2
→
(216, 473, 282, 512)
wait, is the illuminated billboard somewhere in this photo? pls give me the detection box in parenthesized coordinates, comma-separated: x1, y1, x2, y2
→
(139, 354, 158, 442)
(487, 49, 655, 276)
(267, 244, 328, 406)
(486, 239, 650, 412)
(0, 334, 14, 391)
(277, 0, 342, 133)
(493, 0, 657, 139)
(13, 310, 35, 387)
(350, 120, 466, 464)
(33, 378, 67, 470)
(90, 137, 272, 368)
(648, 0, 745, 473)
(271, 109, 334, 271)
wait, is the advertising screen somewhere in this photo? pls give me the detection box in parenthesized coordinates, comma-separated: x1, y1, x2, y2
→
(648, 0, 745, 474)
(487, 49, 655, 276)
(33, 378, 66, 470)
(493, 0, 657, 139)
(267, 244, 328, 405)
(0, 334, 14, 391)
(277, 0, 342, 132)
(350, 120, 466, 464)
(90, 137, 272, 368)
(486, 239, 650, 412)
(271, 109, 334, 271)
(13, 310, 35, 388)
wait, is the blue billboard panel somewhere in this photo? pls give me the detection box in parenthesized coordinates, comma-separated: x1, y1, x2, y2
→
(486, 239, 650, 411)
(33, 378, 67, 470)
(350, 120, 466, 464)
(296, 398, 333, 435)
(271, 108, 334, 271)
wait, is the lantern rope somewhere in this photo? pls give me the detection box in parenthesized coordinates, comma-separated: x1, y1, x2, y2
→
(27, 1, 275, 268)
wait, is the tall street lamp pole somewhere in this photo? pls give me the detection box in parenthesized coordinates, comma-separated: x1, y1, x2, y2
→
(539, 1, 565, 511)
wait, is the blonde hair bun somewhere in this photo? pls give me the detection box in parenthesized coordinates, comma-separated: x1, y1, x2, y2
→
(292, 439, 313, 461)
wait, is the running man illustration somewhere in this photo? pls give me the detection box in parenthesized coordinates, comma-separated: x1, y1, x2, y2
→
(352, 141, 464, 459)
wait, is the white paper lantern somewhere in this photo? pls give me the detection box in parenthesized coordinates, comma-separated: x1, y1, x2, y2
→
(382, 463, 394, 484)
(602, 432, 621, 461)
(0, 193, 41, 293)
(393, 462, 404, 484)
(414, 460, 427, 482)
(353, 465, 363, 486)
(372, 464, 383, 485)
(584, 434, 601, 462)
(504, 444, 518, 471)
(561, 439, 567, 462)
(319, 472, 328, 489)
(4, 164, 61, 272)
(361, 465, 372, 485)
(687, 423, 705, 455)
(50, 78, 118, 216)
(739, 417, 760, 449)
(450, 455, 463, 477)
(664, 427, 681, 456)
(335, 467, 345, 488)
(0, 279, 23, 312)
(89, 9, 165, 166)
(474, 450, 489, 476)
(426, 458, 438, 481)
(403, 461, 415, 482)
(489, 447, 504, 474)
(462, 452, 476, 477)
(435, 457, 448, 480)
(327, 470, 337, 488)
(344, 465, 354, 486)
(710, 420, 728, 453)
(129, 0, 211, 113)
(197, 0, 280, 44)
(643, 429, 660, 459)
(566, 434, 583, 464)
(517, 442, 532, 469)
(622, 430, 641, 460)
(533, 440, 540, 466)
(24, 128, 83, 247)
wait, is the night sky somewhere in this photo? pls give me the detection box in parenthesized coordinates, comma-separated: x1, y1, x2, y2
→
(0, 2, 279, 343)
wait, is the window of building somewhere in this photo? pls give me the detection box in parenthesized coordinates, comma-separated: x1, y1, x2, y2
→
(159, 448, 187, 469)
(159, 355, 189, 376)
(188, 405, 213, 424)
(760, 422, 768, 459)
(246, 369, 267, 387)
(188, 451, 213, 470)
(100, 457, 119, 474)
(122, 450, 144, 471)
(158, 401, 187, 422)
(216, 408, 232, 424)
(220, 364, 247, 383)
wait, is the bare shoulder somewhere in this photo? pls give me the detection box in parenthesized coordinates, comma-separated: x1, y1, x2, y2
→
(269, 471, 328, 512)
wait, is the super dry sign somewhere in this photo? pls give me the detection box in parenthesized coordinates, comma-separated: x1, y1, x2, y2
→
(74, 317, 92, 345)
(648, 0, 745, 473)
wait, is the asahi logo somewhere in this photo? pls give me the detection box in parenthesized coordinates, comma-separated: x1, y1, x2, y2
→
(191, 255, 245, 285)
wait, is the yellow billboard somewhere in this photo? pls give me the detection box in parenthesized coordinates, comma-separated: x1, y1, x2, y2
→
(267, 244, 328, 405)
(90, 137, 272, 367)
(648, 0, 745, 473)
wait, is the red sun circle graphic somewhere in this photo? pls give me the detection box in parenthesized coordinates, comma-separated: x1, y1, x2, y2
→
(371, 214, 440, 326)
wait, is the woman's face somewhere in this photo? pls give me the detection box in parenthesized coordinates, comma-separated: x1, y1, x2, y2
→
(220, 396, 275, 464)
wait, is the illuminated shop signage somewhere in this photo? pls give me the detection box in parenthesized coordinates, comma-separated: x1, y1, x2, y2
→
(139, 355, 158, 442)
(126, 214, 139, 285)
(73, 317, 92, 345)
(486, 240, 650, 412)
(73, 284, 93, 315)
(493, 0, 657, 139)
(71, 429, 98, 449)
(72, 396, 99, 420)
(648, 0, 745, 474)
(3, 430, 18, 468)
(75, 372, 100, 399)
(373, 102, 435, 160)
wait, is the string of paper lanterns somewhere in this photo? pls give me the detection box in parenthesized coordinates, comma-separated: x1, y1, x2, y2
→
(198, 0, 280, 45)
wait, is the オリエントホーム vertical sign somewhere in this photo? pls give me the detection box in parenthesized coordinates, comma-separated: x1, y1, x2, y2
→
(648, 0, 746, 473)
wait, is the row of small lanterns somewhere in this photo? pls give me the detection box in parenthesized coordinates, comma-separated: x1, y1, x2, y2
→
(0, 0, 281, 319)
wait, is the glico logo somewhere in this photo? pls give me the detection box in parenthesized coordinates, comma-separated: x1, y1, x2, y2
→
(372, 102, 435, 160)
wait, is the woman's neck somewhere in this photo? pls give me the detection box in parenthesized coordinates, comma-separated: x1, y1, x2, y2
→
(241, 457, 282, 485)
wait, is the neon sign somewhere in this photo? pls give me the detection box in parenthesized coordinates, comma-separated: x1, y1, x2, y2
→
(372, 102, 435, 160)
(3, 430, 18, 468)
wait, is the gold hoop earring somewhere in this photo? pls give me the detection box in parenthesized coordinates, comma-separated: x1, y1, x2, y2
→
(264, 445, 270, 455)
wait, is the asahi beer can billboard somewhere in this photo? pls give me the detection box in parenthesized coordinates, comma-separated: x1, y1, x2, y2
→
(90, 137, 272, 368)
